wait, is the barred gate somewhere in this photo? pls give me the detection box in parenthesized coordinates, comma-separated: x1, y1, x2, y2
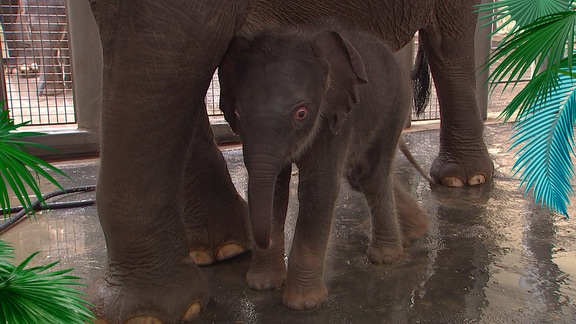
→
(0, 0, 74, 126)
(205, 72, 221, 118)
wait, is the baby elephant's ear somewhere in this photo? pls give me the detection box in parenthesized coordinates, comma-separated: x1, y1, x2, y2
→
(218, 36, 252, 133)
(314, 31, 368, 134)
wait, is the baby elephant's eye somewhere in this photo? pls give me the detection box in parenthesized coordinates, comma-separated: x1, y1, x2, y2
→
(294, 106, 308, 120)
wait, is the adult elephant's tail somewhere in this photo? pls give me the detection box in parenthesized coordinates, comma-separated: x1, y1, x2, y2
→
(410, 34, 431, 116)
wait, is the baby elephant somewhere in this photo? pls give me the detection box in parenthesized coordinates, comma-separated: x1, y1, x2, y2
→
(219, 21, 428, 310)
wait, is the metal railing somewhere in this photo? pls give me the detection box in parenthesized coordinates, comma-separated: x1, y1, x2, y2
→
(0, 1, 74, 126)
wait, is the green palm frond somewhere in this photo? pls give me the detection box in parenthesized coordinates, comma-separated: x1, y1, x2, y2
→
(0, 109, 68, 218)
(0, 106, 94, 322)
(0, 240, 96, 323)
(476, 0, 574, 37)
(476, 1, 576, 121)
(503, 54, 576, 122)
(509, 70, 576, 217)
(482, 11, 576, 121)
(476, 3, 576, 216)
(0, 240, 14, 271)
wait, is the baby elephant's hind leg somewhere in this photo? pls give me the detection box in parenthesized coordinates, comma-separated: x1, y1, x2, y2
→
(393, 179, 429, 245)
(347, 154, 403, 265)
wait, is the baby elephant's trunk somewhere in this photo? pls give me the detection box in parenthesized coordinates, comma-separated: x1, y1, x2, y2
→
(247, 174, 276, 249)
(243, 142, 286, 249)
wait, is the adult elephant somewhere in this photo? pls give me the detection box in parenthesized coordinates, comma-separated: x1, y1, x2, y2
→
(87, 0, 491, 322)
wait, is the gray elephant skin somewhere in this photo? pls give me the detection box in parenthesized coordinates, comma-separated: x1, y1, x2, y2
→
(219, 20, 429, 310)
(87, 0, 492, 322)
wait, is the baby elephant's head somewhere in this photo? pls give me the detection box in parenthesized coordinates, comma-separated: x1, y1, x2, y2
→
(218, 30, 367, 249)
(219, 30, 368, 162)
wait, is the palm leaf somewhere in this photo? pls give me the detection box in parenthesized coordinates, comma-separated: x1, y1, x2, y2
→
(479, 11, 576, 121)
(476, 0, 574, 36)
(476, 2, 576, 216)
(0, 109, 68, 218)
(0, 240, 14, 276)
(0, 106, 95, 322)
(0, 240, 95, 323)
(0, 240, 13, 259)
(509, 70, 576, 217)
(476, 1, 576, 120)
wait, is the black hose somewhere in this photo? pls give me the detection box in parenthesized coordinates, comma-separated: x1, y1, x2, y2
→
(0, 185, 96, 234)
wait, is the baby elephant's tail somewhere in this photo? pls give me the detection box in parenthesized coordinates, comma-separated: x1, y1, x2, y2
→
(398, 137, 434, 184)
(410, 34, 431, 116)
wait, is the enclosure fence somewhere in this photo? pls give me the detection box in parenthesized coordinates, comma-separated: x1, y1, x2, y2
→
(0, 1, 74, 126)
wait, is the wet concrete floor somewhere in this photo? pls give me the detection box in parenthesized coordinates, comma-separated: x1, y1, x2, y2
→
(1, 122, 575, 323)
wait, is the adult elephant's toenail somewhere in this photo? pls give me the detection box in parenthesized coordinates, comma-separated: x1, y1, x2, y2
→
(442, 176, 465, 187)
(468, 174, 486, 185)
(215, 243, 246, 261)
(125, 316, 162, 324)
(190, 250, 214, 266)
(181, 302, 202, 321)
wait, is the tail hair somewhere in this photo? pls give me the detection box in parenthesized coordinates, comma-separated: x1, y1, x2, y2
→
(410, 39, 431, 116)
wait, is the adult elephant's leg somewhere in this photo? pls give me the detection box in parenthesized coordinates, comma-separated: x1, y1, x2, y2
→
(183, 103, 251, 266)
(420, 2, 494, 187)
(87, 1, 247, 322)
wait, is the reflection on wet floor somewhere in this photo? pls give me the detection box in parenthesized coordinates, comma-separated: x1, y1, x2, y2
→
(1, 123, 575, 323)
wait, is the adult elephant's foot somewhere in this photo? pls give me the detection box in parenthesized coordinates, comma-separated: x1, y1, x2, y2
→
(282, 280, 328, 310)
(187, 197, 251, 266)
(87, 256, 209, 323)
(430, 149, 494, 187)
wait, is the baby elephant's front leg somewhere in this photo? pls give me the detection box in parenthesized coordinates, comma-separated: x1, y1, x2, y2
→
(282, 171, 340, 310)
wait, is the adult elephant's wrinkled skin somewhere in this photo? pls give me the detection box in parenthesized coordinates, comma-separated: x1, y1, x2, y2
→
(87, 0, 490, 322)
